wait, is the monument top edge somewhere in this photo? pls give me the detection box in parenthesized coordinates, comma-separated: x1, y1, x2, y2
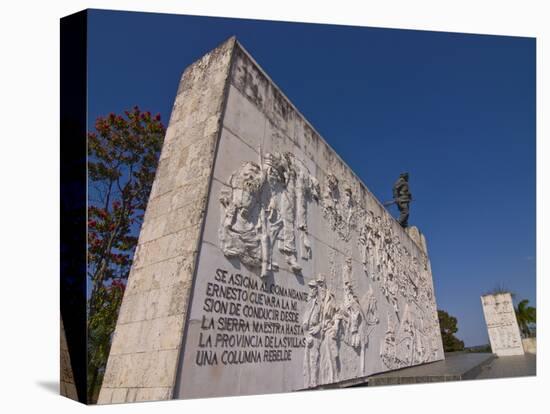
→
(481, 292, 514, 298)
(187, 35, 429, 251)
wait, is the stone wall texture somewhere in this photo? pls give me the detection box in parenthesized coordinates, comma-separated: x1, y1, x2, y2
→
(97, 37, 236, 404)
(60, 318, 78, 400)
(99, 38, 444, 403)
(175, 41, 443, 398)
(481, 293, 525, 356)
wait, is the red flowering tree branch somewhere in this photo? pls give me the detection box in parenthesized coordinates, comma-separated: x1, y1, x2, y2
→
(87, 107, 165, 402)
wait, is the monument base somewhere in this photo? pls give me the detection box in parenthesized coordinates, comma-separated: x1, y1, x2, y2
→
(366, 353, 495, 386)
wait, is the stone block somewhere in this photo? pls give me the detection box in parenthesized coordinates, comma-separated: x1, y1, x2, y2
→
(98, 36, 236, 404)
(110, 388, 129, 404)
(134, 387, 172, 402)
(481, 292, 525, 356)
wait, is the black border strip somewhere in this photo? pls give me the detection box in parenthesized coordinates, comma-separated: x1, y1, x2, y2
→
(60, 9, 88, 404)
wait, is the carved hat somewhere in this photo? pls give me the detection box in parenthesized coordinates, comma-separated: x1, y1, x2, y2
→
(315, 275, 326, 286)
(307, 280, 318, 288)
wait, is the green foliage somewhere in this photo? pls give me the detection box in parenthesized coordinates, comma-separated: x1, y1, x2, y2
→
(438, 309, 465, 352)
(87, 107, 165, 402)
(87, 282, 125, 402)
(515, 299, 536, 338)
(466, 344, 492, 353)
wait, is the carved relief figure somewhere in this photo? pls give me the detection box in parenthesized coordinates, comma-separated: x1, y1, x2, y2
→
(261, 152, 301, 273)
(322, 173, 339, 215)
(302, 255, 383, 387)
(341, 257, 380, 376)
(380, 312, 398, 369)
(321, 173, 356, 241)
(358, 223, 368, 274)
(302, 275, 341, 387)
(303, 278, 324, 388)
(381, 271, 400, 317)
(342, 281, 362, 349)
(220, 152, 318, 278)
(320, 279, 339, 383)
(396, 304, 415, 366)
(219, 156, 443, 383)
(347, 282, 380, 376)
(340, 185, 355, 241)
(219, 162, 263, 267)
(381, 303, 431, 369)
(363, 285, 380, 328)
(339, 257, 362, 347)
(412, 317, 428, 364)
(374, 215, 383, 279)
(295, 159, 320, 259)
(322, 173, 340, 231)
(358, 210, 378, 279)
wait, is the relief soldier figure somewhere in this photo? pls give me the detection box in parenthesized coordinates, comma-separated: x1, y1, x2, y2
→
(260, 152, 294, 275)
(302, 279, 324, 388)
(219, 162, 264, 268)
(392, 172, 412, 228)
(320, 280, 339, 383)
(342, 281, 362, 349)
(295, 158, 320, 259)
(380, 312, 398, 369)
(221, 152, 319, 278)
(358, 210, 376, 279)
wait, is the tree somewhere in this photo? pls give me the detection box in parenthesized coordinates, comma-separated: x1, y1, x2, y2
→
(514, 299, 536, 338)
(437, 309, 465, 352)
(87, 107, 165, 402)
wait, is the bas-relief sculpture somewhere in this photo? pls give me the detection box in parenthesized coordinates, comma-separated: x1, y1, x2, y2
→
(218, 150, 441, 389)
(98, 38, 443, 404)
(481, 293, 524, 356)
(174, 39, 443, 399)
(219, 151, 319, 278)
(302, 258, 379, 387)
(321, 173, 357, 242)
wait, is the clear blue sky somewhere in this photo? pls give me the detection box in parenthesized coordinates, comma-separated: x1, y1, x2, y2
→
(88, 9, 536, 346)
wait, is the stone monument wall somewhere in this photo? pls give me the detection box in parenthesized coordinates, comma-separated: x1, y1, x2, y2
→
(98, 37, 236, 404)
(174, 40, 443, 398)
(99, 37, 444, 403)
(481, 293, 524, 356)
(60, 318, 78, 400)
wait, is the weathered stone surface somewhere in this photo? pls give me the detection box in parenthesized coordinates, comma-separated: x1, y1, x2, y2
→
(99, 37, 444, 404)
(60, 318, 78, 401)
(406, 226, 428, 254)
(175, 41, 444, 399)
(481, 292, 525, 356)
(97, 36, 236, 404)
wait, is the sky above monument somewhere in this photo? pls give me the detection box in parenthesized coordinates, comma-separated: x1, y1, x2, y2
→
(87, 9, 536, 347)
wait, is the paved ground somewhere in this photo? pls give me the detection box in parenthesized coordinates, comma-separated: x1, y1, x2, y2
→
(366, 353, 495, 386)
(320, 352, 536, 389)
(475, 353, 536, 379)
